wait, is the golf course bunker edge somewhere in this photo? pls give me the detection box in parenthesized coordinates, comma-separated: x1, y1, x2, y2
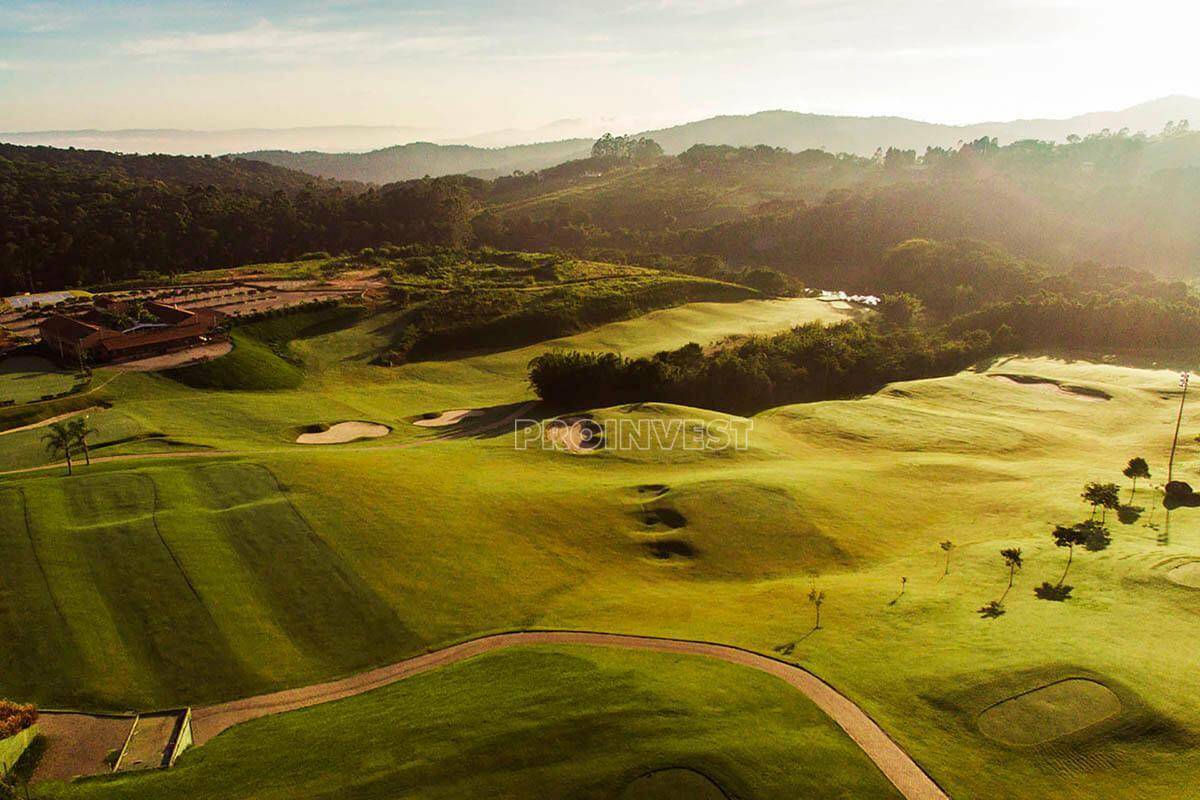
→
(977, 678, 1123, 746)
(295, 421, 391, 444)
(619, 767, 729, 799)
(1167, 561, 1200, 588)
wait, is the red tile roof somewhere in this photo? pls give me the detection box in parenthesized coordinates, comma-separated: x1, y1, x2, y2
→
(38, 313, 101, 341)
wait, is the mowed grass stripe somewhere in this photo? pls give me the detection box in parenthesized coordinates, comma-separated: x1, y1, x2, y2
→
(0, 487, 81, 702)
(177, 464, 417, 682)
(24, 474, 249, 708)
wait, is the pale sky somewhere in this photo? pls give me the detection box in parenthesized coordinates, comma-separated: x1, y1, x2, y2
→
(2, 0, 1198, 136)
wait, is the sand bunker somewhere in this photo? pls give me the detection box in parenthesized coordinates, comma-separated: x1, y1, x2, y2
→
(991, 374, 1110, 402)
(545, 418, 604, 453)
(978, 679, 1122, 746)
(620, 768, 728, 799)
(644, 539, 697, 560)
(1167, 561, 1200, 589)
(639, 507, 688, 529)
(413, 409, 484, 428)
(295, 421, 390, 445)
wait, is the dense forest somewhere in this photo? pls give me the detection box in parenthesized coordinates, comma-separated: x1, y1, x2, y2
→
(3, 128, 1199, 297)
(529, 238, 1200, 412)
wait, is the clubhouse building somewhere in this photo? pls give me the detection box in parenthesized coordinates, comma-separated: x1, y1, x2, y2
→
(38, 298, 225, 364)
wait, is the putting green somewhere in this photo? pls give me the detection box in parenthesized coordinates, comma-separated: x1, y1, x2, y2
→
(620, 768, 729, 799)
(977, 679, 1123, 746)
(1167, 561, 1200, 589)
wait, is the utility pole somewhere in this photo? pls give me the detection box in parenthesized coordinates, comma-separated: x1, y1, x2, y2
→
(1168, 371, 1190, 484)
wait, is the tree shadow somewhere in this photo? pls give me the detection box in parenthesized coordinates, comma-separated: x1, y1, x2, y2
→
(978, 600, 1006, 619)
(1117, 505, 1143, 525)
(1034, 582, 1073, 601)
(434, 401, 552, 441)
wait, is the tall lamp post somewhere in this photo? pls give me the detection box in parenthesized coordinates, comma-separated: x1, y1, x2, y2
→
(1168, 371, 1190, 486)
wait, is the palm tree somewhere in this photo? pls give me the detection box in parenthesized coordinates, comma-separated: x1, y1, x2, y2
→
(808, 587, 826, 629)
(1122, 457, 1150, 503)
(940, 540, 956, 576)
(1081, 482, 1120, 521)
(41, 422, 75, 476)
(67, 416, 95, 466)
(1000, 547, 1023, 600)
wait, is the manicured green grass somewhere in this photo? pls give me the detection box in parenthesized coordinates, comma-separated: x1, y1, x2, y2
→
(5, 301, 1200, 798)
(33, 647, 901, 800)
(0, 356, 84, 404)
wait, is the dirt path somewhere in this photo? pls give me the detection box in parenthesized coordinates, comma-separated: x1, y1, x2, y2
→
(186, 631, 946, 800)
(0, 406, 104, 437)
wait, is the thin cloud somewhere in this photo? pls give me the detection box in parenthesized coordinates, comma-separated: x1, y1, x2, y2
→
(122, 20, 483, 60)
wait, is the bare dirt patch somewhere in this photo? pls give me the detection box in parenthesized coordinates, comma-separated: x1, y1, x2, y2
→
(991, 374, 1110, 402)
(413, 409, 484, 428)
(295, 421, 390, 445)
(110, 341, 233, 372)
(977, 679, 1123, 746)
(32, 712, 134, 782)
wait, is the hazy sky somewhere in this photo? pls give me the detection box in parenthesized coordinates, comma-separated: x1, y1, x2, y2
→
(2, 0, 1197, 136)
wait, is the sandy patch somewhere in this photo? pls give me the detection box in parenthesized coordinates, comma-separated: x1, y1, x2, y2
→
(545, 418, 604, 453)
(0, 406, 104, 437)
(829, 300, 854, 311)
(1167, 561, 1200, 589)
(296, 421, 390, 444)
(112, 341, 233, 372)
(413, 409, 484, 428)
(991, 374, 1110, 402)
(977, 679, 1122, 746)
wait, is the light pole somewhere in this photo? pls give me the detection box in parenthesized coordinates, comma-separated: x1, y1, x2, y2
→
(1168, 371, 1190, 485)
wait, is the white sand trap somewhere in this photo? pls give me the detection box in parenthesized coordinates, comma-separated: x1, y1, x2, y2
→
(545, 419, 603, 453)
(296, 421, 390, 445)
(991, 374, 1109, 402)
(413, 409, 484, 428)
(1168, 561, 1200, 589)
(830, 300, 854, 311)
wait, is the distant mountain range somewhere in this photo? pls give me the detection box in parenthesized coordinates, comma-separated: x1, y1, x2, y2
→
(4, 96, 1197, 185)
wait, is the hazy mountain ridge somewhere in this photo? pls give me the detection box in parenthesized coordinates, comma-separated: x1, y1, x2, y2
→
(235, 96, 1200, 183)
(238, 139, 593, 184)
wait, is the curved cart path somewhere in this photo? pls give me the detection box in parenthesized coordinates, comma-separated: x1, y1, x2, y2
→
(188, 631, 948, 800)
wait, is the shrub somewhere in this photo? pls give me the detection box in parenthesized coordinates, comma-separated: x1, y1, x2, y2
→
(0, 702, 37, 740)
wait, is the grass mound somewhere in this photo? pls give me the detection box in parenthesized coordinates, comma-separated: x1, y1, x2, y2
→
(165, 333, 302, 391)
(31, 647, 900, 800)
(978, 679, 1123, 746)
(619, 768, 729, 799)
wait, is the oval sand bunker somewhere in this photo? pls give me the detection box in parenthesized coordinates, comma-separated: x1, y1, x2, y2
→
(296, 421, 390, 445)
(978, 679, 1122, 746)
(1168, 561, 1200, 588)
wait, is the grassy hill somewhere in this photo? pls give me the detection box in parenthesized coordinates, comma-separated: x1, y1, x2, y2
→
(3, 290, 1200, 798)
